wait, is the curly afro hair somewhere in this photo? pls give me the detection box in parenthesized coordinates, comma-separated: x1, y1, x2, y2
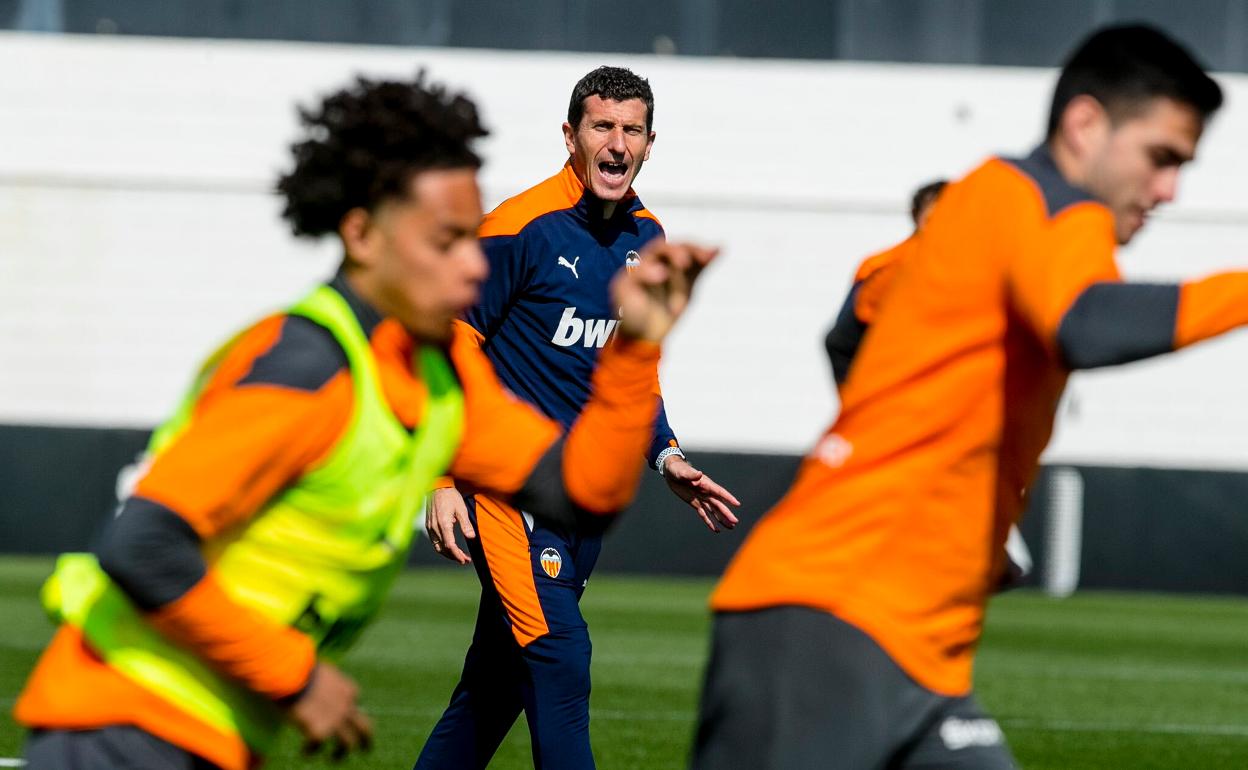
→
(277, 71, 489, 238)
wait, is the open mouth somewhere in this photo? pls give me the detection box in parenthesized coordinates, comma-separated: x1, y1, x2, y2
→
(598, 161, 629, 183)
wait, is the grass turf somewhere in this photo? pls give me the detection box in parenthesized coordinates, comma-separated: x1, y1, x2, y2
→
(3, 555, 1248, 768)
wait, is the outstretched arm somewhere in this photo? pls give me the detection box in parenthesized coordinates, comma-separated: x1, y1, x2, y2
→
(1053, 273, 1248, 369)
(447, 241, 722, 529)
(1007, 203, 1248, 370)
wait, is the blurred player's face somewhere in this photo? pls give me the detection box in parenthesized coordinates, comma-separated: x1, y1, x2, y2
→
(563, 96, 654, 209)
(342, 168, 487, 342)
(1080, 96, 1204, 244)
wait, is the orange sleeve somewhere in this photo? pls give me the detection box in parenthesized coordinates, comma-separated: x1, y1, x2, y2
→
(1006, 203, 1120, 352)
(562, 336, 661, 512)
(147, 573, 316, 701)
(134, 317, 351, 538)
(447, 326, 661, 514)
(1175, 271, 1248, 348)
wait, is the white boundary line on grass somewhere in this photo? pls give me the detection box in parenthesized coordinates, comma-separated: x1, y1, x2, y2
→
(0, 759, 26, 767)
(364, 704, 1248, 735)
(1003, 719, 1248, 738)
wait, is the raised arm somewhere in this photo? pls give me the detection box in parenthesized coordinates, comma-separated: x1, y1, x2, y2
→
(1010, 205, 1248, 369)
(1052, 272, 1248, 369)
(447, 241, 721, 529)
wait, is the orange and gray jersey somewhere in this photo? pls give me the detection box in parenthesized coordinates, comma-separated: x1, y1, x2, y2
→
(714, 144, 1248, 697)
(14, 275, 662, 770)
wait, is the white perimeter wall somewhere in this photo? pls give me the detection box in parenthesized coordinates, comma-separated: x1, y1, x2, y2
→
(4, 32, 1248, 469)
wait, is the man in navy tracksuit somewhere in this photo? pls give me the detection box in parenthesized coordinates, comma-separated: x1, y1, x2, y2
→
(415, 66, 740, 770)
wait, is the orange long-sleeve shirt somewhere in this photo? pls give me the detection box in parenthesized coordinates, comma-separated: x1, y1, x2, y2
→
(714, 147, 1248, 697)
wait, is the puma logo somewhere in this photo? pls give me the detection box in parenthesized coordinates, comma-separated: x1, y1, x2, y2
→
(557, 255, 580, 279)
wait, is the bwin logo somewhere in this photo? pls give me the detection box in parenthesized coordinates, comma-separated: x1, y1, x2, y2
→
(551, 307, 618, 348)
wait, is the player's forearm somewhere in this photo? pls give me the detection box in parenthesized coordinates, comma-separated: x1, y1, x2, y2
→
(484, 332, 659, 524)
(1056, 274, 1248, 369)
(97, 497, 315, 701)
(1174, 271, 1248, 349)
(495, 337, 660, 528)
(561, 336, 661, 513)
(648, 397, 682, 471)
(147, 572, 316, 703)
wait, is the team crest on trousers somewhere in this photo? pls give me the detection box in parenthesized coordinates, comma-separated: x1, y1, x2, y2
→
(540, 547, 563, 578)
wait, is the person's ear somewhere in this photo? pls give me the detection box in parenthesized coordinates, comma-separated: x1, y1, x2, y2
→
(339, 207, 378, 266)
(1060, 94, 1111, 160)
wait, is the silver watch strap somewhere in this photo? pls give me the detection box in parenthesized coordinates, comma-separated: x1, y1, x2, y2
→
(655, 446, 686, 475)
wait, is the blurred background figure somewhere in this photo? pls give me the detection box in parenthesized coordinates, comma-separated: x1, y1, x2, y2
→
(825, 178, 947, 384)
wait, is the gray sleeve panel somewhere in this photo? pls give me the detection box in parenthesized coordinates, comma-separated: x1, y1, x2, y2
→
(511, 438, 610, 530)
(1056, 282, 1179, 370)
(95, 497, 207, 611)
(237, 315, 347, 392)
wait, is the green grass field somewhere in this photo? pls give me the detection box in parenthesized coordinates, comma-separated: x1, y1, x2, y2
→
(3, 555, 1248, 768)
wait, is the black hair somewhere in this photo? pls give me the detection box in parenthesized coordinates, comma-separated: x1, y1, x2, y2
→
(1046, 24, 1223, 139)
(567, 66, 654, 131)
(277, 71, 489, 238)
(910, 179, 947, 226)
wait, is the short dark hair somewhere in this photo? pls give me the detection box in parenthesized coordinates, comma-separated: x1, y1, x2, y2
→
(910, 179, 947, 226)
(567, 66, 654, 131)
(277, 71, 489, 238)
(1046, 24, 1223, 139)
